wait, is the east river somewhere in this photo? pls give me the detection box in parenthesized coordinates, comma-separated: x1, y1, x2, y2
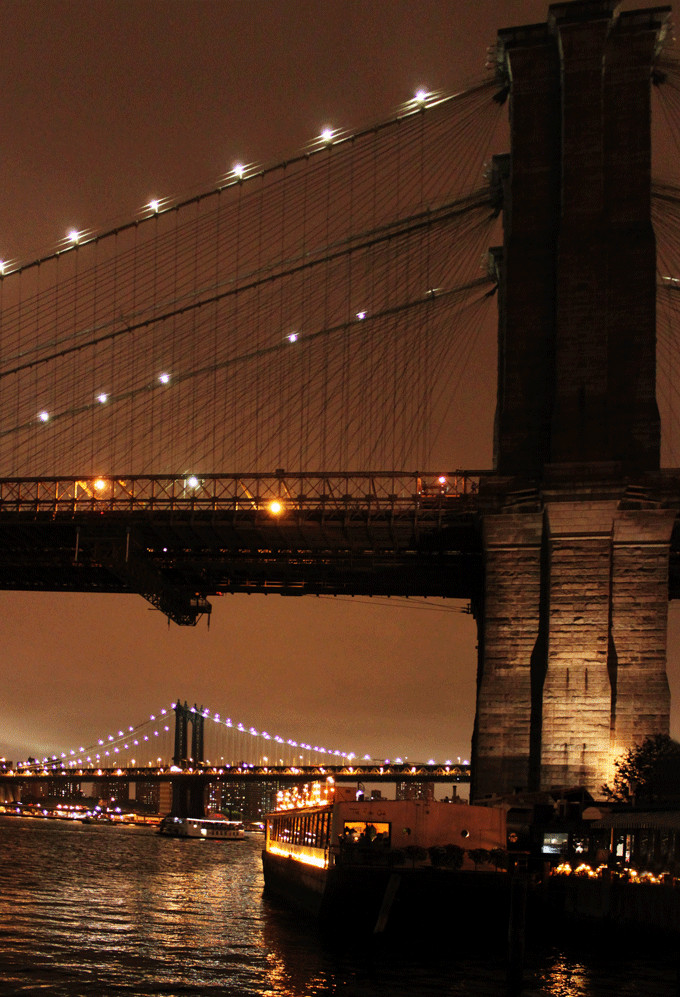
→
(0, 817, 677, 996)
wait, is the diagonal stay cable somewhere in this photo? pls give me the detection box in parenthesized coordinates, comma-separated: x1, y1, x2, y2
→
(0, 192, 493, 380)
(0, 275, 494, 438)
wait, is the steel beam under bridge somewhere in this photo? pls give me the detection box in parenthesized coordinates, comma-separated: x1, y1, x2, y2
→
(0, 471, 482, 624)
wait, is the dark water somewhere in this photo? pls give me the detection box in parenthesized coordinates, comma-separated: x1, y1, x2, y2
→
(0, 817, 676, 996)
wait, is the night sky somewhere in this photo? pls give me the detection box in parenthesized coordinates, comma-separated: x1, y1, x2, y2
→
(1, 0, 678, 767)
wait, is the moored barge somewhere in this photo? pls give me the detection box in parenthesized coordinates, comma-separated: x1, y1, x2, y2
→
(262, 782, 510, 933)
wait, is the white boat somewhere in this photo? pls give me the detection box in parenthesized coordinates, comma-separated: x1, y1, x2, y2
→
(158, 815, 246, 840)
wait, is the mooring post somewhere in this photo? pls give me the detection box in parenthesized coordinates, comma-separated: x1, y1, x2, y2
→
(506, 855, 528, 991)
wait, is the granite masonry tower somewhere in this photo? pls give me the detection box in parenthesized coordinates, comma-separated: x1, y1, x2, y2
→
(471, 1, 675, 799)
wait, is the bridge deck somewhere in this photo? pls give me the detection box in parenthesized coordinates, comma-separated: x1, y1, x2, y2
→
(0, 762, 471, 784)
(4, 471, 680, 622)
(0, 473, 482, 620)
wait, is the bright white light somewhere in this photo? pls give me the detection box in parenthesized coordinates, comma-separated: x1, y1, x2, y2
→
(38, 410, 49, 423)
(0, 261, 5, 275)
(149, 199, 160, 213)
(356, 310, 367, 320)
(287, 332, 298, 343)
(158, 372, 170, 385)
(438, 475, 447, 485)
(233, 163, 245, 178)
(68, 229, 80, 244)
(321, 127, 334, 143)
(96, 392, 108, 404)
(187, 475, 199, 489)
(414, 88, 428, 104)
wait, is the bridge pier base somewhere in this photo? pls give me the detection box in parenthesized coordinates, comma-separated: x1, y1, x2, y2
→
(472, 485, 674, 800)
(472, 2, 674, 801)
(471, 509, 543, 797)
(170, 777, 206, 819)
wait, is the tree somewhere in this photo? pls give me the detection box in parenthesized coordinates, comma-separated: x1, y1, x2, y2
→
(602, 734, 680, 804)
(443, 844, 465, 870)
(468, 847, 491, 870)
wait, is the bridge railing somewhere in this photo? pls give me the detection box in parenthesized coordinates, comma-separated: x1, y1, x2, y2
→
(0, 472, 483, 515)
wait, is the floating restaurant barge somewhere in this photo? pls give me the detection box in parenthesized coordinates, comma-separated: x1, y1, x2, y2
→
(262, 783, 509, 933)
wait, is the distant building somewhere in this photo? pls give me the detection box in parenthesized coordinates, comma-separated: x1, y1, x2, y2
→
(135, 781, 160, 811)
(208, 780, 278, 821)
(22, 779, 83, 802)
(396, 780, 435, 802)
(96, 779, 129, 806)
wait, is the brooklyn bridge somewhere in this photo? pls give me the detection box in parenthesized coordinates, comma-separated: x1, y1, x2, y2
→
(2, 0, 680, 802)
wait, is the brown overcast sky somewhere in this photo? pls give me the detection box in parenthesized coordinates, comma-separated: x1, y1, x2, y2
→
(1, 0, 678, 766)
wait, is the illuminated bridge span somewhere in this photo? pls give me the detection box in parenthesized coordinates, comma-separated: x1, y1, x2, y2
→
(7, 1, 680, 801)
(4, 701, 468, 775)
(0, 700, 469, 816)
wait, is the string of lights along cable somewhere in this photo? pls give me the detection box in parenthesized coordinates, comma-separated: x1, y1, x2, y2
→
(4, 67, 680, 477)
(0, 83, 505, 479)
(11, 702, 467, 772)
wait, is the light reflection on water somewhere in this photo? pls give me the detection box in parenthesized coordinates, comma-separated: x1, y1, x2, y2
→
(0, 817, 676, 996)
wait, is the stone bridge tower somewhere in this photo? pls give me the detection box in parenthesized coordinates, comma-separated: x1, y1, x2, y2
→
(472, 1, 675, 799)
